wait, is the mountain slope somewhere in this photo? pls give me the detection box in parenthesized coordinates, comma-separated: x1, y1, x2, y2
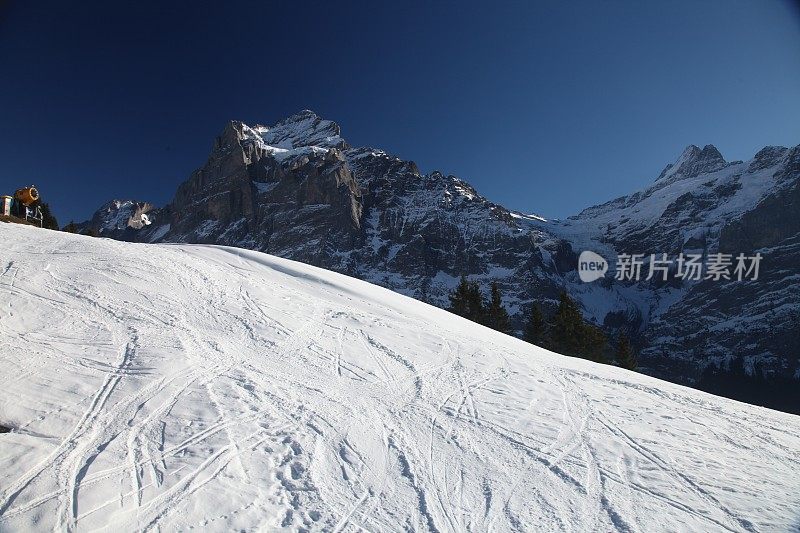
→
(1, 223, 799, 532)
(77, 111, 800, 387)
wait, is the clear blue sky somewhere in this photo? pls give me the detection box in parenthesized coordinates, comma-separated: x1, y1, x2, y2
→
(1, 1, 799, 225)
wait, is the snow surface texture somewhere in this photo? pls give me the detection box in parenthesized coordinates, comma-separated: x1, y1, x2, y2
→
(0, 223, 798, 532)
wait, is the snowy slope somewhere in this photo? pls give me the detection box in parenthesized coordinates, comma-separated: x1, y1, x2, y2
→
(0, 223, 798, 532)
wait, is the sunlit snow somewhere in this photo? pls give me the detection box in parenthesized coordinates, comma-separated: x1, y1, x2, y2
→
(0, 223, 798, 531)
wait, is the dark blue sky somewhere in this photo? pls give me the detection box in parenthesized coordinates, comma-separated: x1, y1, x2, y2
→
(1, 1, 799, 225)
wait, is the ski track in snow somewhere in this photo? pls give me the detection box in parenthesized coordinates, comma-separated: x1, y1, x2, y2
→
(0, 223, 799, 532)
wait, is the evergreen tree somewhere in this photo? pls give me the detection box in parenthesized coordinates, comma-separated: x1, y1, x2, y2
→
(752, 361, 765, 382)
(485, 282, 510, 333)
(448, 275, 472, 317)
(615, 333, 637, 370)
(547, 291, 608, 362)
(465, 280, 485, 324)
(63, 221, 78, 233)
(549, 291, 585, 357)
(729, 354, 745, 376)
(523, 303, 547, 346)
(448, 275, 485, 324)
(583, 324, 608, 363)
(38, 202, 59, 230)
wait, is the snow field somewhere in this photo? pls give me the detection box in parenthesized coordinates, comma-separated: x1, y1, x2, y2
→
(0, 223, 798, 532)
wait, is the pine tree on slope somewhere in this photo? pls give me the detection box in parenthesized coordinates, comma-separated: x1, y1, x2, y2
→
(583, 324, 608, 363)
(523, 303, 547, 346)
(615, 333, 637, 370)
(448, 275, 471, 317)
(465, 280, 486, 324)
(38, 202, 59, 230)
(549, 291, 585, 357)
(485, 282, 511, 333)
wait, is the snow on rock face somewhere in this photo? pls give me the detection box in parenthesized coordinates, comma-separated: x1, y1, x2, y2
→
(655, 144, 728, 185)
(248, 109, 348, 151)
(0, 223, 798, 532)
(81, 200, 154, 233)
(77, 199, 170, 244)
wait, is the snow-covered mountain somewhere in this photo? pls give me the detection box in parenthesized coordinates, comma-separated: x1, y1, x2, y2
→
(1, 223, 798, 531)
(76, 200, 158, 236)
(79, 110, 571, 331)
(551, 143, 800, 380)
(77, 110, 800, 387)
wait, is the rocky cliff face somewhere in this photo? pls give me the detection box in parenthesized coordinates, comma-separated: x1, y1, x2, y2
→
(80, 110, 800, 384)
(165, 116, 363, 268)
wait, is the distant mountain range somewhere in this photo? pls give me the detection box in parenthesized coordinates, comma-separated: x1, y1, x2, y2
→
(78, 110, 800, 391)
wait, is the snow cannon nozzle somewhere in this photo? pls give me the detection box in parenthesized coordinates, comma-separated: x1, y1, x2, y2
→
(15, 186, 39, 206)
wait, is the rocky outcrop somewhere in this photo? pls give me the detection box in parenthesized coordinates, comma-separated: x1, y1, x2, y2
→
(342, 151, 571, 311)
(162, 117, 363, 268)
(719, 179, 800, 253)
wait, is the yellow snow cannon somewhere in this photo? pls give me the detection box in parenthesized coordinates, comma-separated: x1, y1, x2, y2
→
(0, 186, 43, 227)
(14, 186, 39, 206)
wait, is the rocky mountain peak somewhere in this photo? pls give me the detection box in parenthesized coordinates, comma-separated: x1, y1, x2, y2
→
(676, 143, 725, 174)
(679, 143, 702, 159)
(655, 143, 727, 185)
(213, 120, 249, 151)
(695, 143, 725, 163)
(252, 109, 348, 151)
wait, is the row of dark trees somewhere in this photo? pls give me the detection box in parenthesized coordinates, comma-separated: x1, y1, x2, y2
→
(448, 276, 511, 333)
(448, 276, 637, 370)
(62, 221, 98, 236)
(523, 292, 637, 369)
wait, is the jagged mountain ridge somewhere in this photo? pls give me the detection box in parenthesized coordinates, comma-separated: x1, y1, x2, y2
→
(78, 110, 800, 384)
